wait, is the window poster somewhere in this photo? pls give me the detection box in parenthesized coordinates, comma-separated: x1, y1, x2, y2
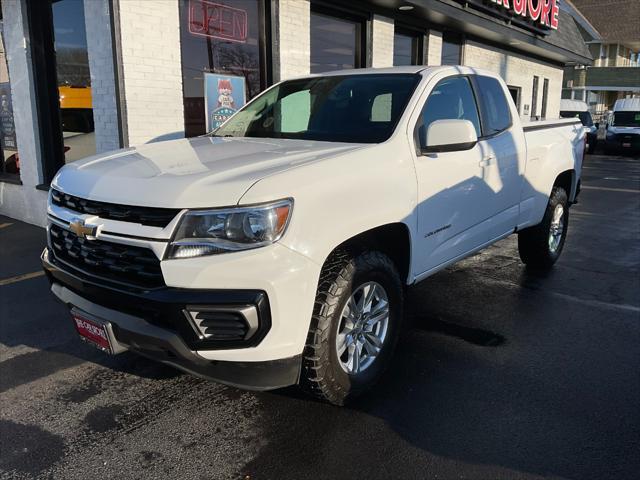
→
(0, 83, 17, 151)
(204, 73, 246, 132)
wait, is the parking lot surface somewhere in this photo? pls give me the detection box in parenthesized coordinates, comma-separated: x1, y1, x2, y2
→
(1, 152, 639, 480)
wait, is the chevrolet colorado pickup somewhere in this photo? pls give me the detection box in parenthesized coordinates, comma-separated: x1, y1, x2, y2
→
(43, 66, 585, 405)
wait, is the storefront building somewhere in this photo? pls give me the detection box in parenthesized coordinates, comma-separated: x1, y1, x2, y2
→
(0, 0, 592, 226)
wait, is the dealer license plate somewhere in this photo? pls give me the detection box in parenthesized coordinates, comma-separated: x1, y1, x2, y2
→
(622, 142, 631, 148)
(71, 309, 114, 353)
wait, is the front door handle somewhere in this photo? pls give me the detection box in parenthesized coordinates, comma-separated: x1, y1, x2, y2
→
(479, 156, 495, 167)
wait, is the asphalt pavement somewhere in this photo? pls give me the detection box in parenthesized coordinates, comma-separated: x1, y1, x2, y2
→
(1, 152, 639, 480)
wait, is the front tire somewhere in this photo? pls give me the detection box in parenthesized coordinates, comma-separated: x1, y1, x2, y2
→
(518, 186, 569, 270)
(300, 249, 403, 405)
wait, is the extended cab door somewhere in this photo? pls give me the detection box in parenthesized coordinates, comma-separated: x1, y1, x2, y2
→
(471, 75, 526, 240)
(411, 75, 494, 275)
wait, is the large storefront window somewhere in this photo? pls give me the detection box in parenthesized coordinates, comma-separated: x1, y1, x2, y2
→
(0, 18, 20, 181)
(52, 0, 95, 163)
(310, 9, 364, 74)
(179, 0, 265, 137)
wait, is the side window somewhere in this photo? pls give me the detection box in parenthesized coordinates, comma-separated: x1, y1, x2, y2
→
(418, 76, 481, 148)
(474, 76, 512, 135)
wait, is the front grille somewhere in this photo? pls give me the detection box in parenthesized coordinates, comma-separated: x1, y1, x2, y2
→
(49, 223, 164, 288)
(51, 189, 180, 228)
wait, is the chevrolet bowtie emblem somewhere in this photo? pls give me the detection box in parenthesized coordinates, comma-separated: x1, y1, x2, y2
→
(69, 218, 98, 239)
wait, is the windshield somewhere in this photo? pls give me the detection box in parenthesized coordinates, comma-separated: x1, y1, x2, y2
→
(560, 110, 593, 127)
(212, 74, 421, 143)
(612, 112, 640, 127)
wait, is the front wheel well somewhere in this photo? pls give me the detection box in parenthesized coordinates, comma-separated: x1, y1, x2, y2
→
(324, 223, 412, 285)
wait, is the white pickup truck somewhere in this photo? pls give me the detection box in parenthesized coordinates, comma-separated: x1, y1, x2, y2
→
(43, 66, 585, 405)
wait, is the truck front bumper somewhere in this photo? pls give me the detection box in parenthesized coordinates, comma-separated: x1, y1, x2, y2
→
(42, 247, 309, 390)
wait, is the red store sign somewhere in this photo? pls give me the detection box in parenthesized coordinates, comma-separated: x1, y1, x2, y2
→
(188, 0, 248, 43)
(488, 0, 560, 30)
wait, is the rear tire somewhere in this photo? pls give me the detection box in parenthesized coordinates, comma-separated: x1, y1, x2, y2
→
(518, 186, 569, 271)
(300, 249, 403, 405)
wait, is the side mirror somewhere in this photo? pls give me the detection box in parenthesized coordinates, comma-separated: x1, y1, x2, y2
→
(594, 122, 599, 129)
(421, 119, 478, 154)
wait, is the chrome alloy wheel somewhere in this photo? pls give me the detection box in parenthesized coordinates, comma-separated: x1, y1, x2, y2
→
(335, 281, 390, 375)
(549, 203, 565, 254)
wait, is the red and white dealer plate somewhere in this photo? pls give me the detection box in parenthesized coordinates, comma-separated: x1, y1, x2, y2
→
(71, 309, 114, 353)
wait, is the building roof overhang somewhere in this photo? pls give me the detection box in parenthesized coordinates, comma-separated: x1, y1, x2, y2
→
(359, 0, 593, 66)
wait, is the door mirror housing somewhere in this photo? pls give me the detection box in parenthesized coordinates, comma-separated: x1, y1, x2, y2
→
(421, 119, 478, 154)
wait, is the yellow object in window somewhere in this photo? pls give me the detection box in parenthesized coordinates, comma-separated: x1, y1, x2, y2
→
(58, 86, 92, 110)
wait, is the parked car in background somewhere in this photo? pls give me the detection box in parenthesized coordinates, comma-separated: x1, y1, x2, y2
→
(604, 98, 640, 155)
(560, 99, 597, 153)
(43, 67, 585, 405)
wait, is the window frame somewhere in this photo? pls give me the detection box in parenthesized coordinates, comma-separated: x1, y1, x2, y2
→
(309, 3, 368, 73)
(393, 25, 425, 66)
(24, 0, 66, 187)
(507, 85, 521, 115)
(412, 74, 483, 152)
(531, 75, 540, 119)
(440, 31, 464, 66)
(541, 78, 549, 120)
(469, 75, 514, 139)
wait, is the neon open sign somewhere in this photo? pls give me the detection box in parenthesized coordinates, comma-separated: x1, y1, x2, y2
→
(188, 0, 248, 43)
(488, 0, 560, 30)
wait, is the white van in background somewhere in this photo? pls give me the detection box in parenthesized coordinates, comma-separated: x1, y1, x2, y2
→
(604, 98, 640, 155)
(560, 99, 598, 153)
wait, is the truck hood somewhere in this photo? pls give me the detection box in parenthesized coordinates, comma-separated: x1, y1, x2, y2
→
(53, 136, 367, 208)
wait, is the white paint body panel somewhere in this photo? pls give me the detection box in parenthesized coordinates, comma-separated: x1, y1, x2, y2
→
(48, 67, 584, 362)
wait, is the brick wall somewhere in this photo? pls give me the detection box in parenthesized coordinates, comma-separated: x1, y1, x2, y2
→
(117, 0, 184, 145)
(83, 0, 120, 153)
(371, 15, 394, 68)
(274, 0, 310, 81)
(0, 0, 48, 226)
(427, 31, 443, 66)
(464, 41, 564, 120)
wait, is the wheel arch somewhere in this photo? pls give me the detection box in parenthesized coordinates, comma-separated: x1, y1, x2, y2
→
(321, 222, 413, 285)
(554, 169, 577, 202)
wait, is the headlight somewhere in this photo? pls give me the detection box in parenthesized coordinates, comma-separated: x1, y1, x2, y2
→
(166, 199, 293, 259)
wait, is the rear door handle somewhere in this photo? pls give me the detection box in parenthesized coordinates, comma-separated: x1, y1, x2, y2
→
(479, 156, 494, 167)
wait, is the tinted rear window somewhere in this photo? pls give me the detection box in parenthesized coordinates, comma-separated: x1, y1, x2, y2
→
(560, 111, 593, 127)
